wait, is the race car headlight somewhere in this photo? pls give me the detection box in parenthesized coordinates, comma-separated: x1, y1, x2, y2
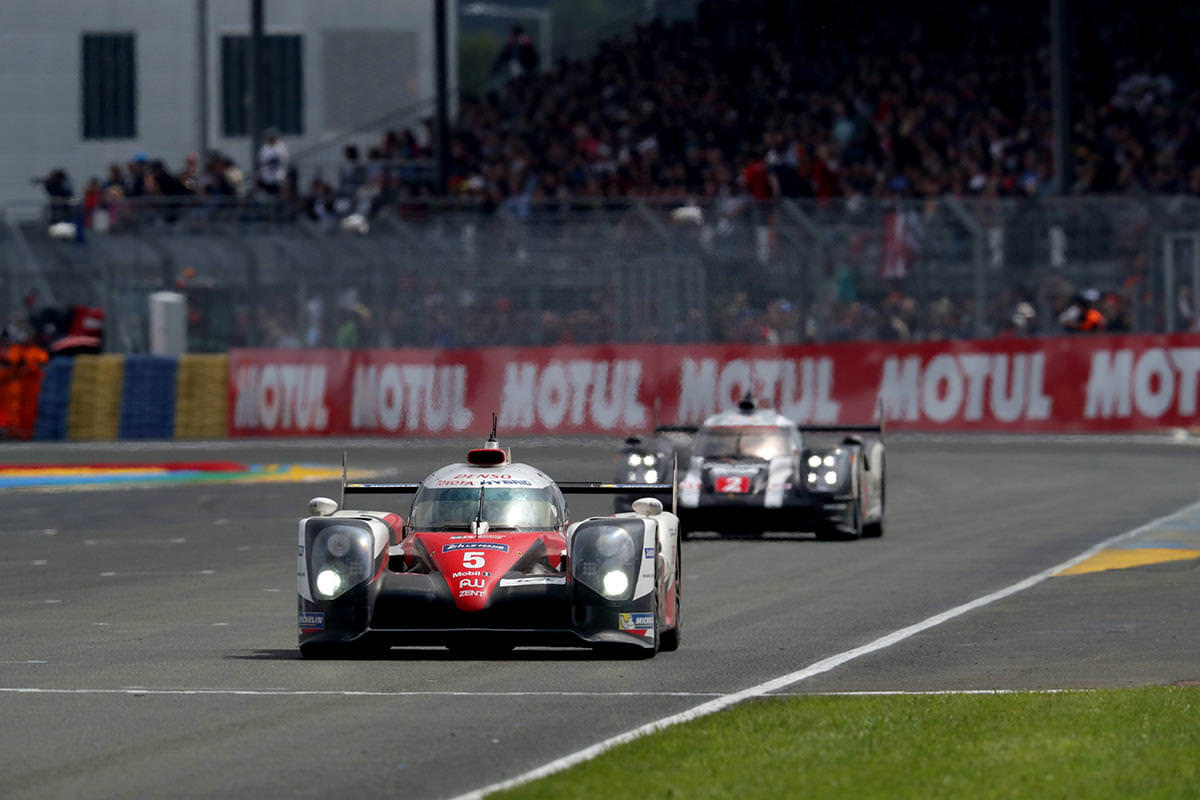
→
(308, 522, 373, 600)
(626, 453, 643, 467)
(571, 519, 642, 601)
(643, 468, 658, 484)
(602, 570, 629, 596)
(315, 569, 343, 597)
(803, 449, 847, 493)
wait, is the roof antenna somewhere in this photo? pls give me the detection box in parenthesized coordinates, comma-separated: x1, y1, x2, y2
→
(340, 451, 347, 508)
(471, 485, 489, 538)
(737, 392, 756, 413)
(487, 412, 499, 446)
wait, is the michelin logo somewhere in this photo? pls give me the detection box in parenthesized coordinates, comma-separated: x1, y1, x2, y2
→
(618, 612, 654, 631)
(299, 611, 325, 630)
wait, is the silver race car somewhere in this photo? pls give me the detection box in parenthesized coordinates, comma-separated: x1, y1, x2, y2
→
(673, 395, 885, 540)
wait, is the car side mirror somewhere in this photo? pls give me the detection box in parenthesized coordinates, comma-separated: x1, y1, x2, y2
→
(632, 497, 663, 516)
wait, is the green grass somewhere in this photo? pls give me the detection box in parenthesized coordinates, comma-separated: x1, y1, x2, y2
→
(492, 688, 1200, 799)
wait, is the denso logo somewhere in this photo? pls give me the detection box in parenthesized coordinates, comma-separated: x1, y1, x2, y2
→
(1084, 348, 1200, 419)
(499, 359, 647, 430)
(876, 353, 1051, 423)
(677, 358, 839, 423)
(234, 365, 330, 431)
(351, 364, 473, 432)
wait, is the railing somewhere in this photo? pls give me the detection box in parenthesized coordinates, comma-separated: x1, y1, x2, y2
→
(2, 195, 1198, 353)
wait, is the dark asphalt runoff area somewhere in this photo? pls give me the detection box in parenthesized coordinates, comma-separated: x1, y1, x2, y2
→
(0, 434, 1197, 799)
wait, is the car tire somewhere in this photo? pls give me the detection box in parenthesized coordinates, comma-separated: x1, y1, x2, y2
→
(658, 541, 682, 652)
(814, 496, 863, 541)
(863, 469, 885, 538)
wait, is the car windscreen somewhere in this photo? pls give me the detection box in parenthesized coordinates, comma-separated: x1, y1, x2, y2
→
(694, 426, 792, 460)
(408, 486, 560, 530)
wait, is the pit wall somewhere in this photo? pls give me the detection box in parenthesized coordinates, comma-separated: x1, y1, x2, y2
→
(30, 335, 1200, 441)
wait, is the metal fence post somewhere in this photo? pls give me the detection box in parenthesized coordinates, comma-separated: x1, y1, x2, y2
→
(1, 208, 57, 311)
(631, 201, 690, 341)
(779, 199, 829, 332)
(943, 196, 986, 338)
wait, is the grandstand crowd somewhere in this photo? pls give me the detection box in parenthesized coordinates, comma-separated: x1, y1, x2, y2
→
(36, 0, 1200, 346)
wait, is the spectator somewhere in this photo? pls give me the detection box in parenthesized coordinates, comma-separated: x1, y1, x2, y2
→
(38, 168, 74, 224)
(1058, 290, 1106, 333)
(493, 25, 539, 80)
(257, 127, 289, 195)
(125, 153, 148, 197)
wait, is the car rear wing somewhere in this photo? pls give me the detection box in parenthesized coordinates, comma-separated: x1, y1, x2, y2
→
(799, 423, 884, 436)
(556, 482, 674, 495)
(560, 482, 678, 517)
(340, 480, 677, 516)
(343, 482, 422, 495)
(654, 424, 699, 435)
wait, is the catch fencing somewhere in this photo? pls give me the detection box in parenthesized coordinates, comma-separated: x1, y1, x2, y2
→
(3, 194, 1200, 353)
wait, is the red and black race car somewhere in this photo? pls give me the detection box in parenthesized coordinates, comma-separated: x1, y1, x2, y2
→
(297, 427, 682, 657)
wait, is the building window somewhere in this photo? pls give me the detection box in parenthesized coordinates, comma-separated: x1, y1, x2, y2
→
(221, 34, 303, 136)
(82, 33, 136, 139)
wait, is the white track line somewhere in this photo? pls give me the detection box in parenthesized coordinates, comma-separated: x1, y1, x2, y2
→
(450, 497, 1200, 800)
(0, 688, 724, 698)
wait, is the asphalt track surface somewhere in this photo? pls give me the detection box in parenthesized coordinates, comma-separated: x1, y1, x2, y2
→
(0, 434, 1198, 799)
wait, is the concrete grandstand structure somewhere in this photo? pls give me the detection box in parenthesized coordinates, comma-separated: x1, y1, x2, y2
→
(0, 0, 452, 211)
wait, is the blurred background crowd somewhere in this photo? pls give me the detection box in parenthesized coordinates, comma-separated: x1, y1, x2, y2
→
(31, 0, 1200, 348)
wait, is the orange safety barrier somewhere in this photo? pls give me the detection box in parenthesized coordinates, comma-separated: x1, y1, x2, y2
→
(2, 343, 49, 440)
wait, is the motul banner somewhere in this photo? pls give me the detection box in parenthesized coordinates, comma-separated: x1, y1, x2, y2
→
(228, 334, 1200, 436)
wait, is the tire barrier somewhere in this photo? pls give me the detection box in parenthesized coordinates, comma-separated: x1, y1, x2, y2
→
(118, 355, 179, 439)
(33, 358, 73, 441)
(66, 354, 125, 441)
(174, 354, 228, 440)
(26, 354, 230, 442)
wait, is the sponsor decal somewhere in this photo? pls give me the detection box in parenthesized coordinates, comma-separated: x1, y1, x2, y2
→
(232, 334, 1200, 437)
(618, 612, 654, 631)
(643, 547, 654, 559)
(459, 589, 486, 598)
(709, 464, 761, 475)
(499, 359, 648, 431)
(1084, 347, 1200, 419)
(233, 364, 331, 432)
(877, 353, 1052, 423)
(715, 476, 751, 493)
(679, 356, 840, 424)
(498, 576, 568, 587)
(442, 542, 509, 553)
(451, 570, 491, 578)
(459, 578, 486, 589)
(299, 611, 325, 630)
(350, 363, 473, 433)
